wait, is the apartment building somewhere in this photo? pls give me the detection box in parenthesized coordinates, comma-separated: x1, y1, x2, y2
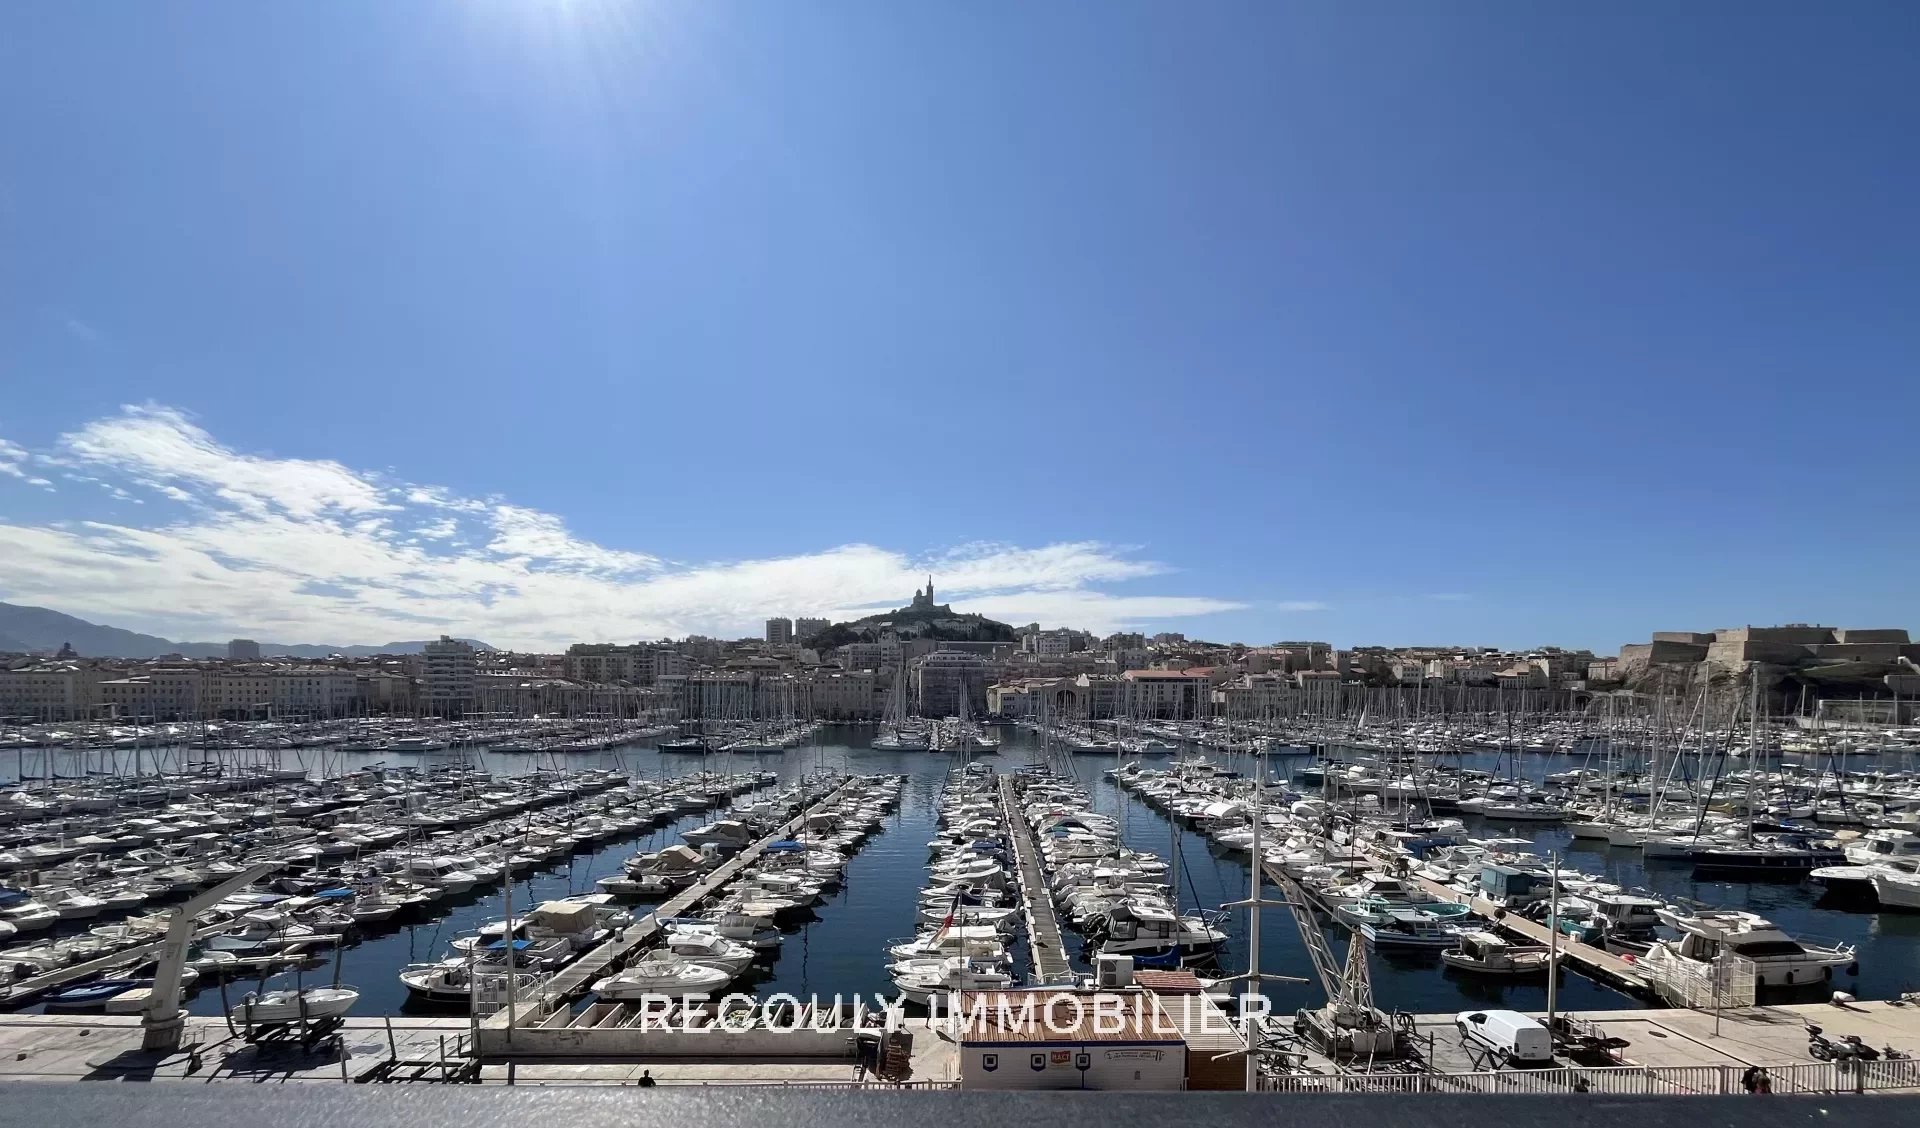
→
(421, 636, 478, 717)
(0, 664, 103, 720)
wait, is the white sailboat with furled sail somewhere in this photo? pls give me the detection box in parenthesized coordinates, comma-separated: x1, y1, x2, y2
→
(871, 663, 931, 750)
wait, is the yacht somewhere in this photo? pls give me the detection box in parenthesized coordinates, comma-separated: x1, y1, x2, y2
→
(660, 931, 757, 976)
(1846, 829, 1920, 866)
(404, 855, 480, 893)
(1871, 867, 1920, 911)
(1691, 834, 1845, 875)
(1090, 900, 1228, 964)
(1644, 908, 1856, 988)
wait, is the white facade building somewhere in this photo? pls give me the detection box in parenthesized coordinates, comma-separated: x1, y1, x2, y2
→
(272, 668, 360, 717)
(421, 636, 478, 717)
(0, 665, 102, 720)
(954, 991, 1186, 1091)
(1033, 631, 1074, 658)
(208, 672, 273, 717)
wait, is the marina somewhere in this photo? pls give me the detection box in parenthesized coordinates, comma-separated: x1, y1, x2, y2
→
(1, 718, 1919, 1091)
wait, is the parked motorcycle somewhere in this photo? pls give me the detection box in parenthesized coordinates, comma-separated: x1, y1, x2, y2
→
(1807, 1023, 1886, 1063)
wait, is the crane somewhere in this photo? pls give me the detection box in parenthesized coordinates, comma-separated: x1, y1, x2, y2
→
(142, 859, 287, 1052)
(1269, 864, 1402, 1062)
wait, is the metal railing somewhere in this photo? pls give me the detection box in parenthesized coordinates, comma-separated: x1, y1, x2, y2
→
(651, 1079, 961, 1089)
(1258, 1059, 1920, 1096)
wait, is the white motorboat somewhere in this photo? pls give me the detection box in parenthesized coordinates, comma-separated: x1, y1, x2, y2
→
(203, 910, 337, 955)
(886, 925, 1009, 963)
(398, 958, 543, 1006)
(1847, 829, 1920, 867)
(1092, 900, 1227, 960)
(661, 931, 756, 976)
(915, 901, 1019, 928)
(1478, 801, 1567, 823)
(403, 856, 480, 893)
(891, 955, 1015, 1005)
(661, 913, 782, 951)
(1872, 868, 1920, 910)
(682, 820, 755, 850)
(230, 984, 361, 1025)
(0, 896, 59, 934)
(592, 955, 735, 999)
(39, 887, 108, 921)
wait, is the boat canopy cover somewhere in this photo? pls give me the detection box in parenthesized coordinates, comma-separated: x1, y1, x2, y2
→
(764, 841, 805, 852)
(312, 887, 356, 900)
(656, 844, 704, 868)
(529, 900, 597, 933)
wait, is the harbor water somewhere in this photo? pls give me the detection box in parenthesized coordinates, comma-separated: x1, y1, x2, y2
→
(13, 726, 1918, 1018)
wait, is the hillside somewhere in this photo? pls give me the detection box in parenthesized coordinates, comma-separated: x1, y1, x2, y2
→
(0, 602, 492, 659)
(806, 600, 1015, 651)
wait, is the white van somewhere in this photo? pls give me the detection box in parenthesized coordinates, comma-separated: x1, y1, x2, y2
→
(1455, 1009, 1553, 1065)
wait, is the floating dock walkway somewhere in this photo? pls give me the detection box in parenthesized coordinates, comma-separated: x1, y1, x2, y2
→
(523, 777, 859, 1008)
(1400, 870, 1651, 995)
(998, 776, 1072, 985)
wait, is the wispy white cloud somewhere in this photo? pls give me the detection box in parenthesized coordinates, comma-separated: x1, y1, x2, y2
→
(0, 405, 1247, 647)
(1274, 600, 1332, 612)
(60, 405, 393, 518)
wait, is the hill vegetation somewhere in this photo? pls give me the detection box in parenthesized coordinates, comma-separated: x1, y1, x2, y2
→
(805, 601, 1015, 651)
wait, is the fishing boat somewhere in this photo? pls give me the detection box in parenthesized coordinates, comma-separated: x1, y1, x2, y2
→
(1440, 931, 1552, 977)
(1360, 909, 1463, 949)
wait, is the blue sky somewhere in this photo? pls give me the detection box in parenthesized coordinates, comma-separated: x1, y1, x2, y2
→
(2, 2, 1916, 651)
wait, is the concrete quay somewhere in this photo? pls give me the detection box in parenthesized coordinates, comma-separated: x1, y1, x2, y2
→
(5, 1001, 1920, 1092)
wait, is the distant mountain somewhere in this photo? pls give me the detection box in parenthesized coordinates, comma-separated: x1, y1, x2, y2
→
(0, 601, 492, 659)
